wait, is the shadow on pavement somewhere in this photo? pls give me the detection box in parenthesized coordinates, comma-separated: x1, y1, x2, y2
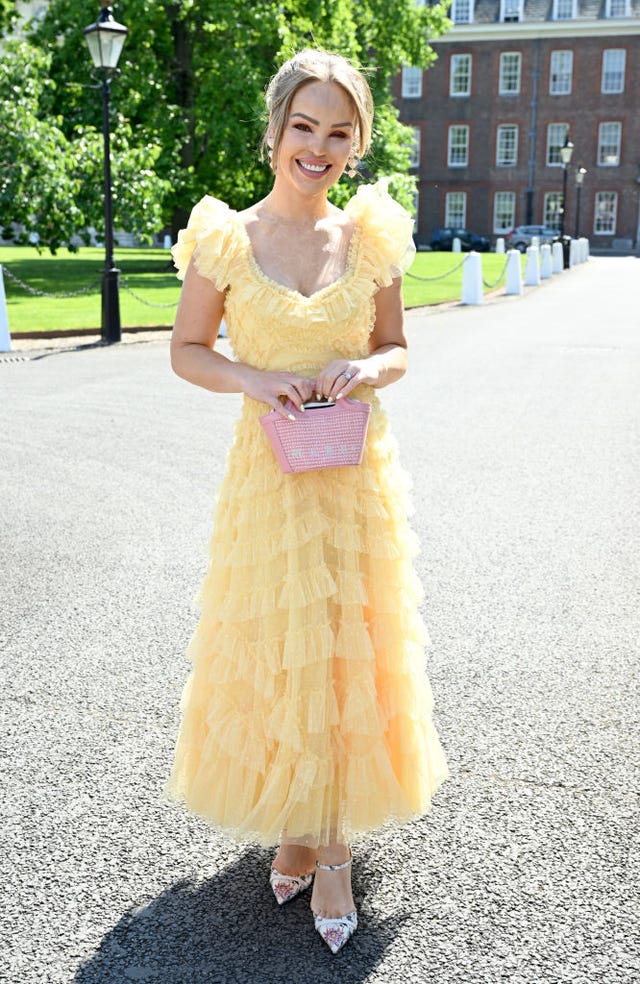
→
(74, 846, 405, 984)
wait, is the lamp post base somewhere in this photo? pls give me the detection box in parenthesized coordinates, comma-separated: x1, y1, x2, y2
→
(102, 266, 121, 343)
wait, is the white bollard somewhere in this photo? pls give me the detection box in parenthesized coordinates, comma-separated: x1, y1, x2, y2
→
(552, 241, 564, 274)
(163, 234, 172, 250)
(496, 237, 505, 254)
(583, 237, 590, 260)
(0, 265, 11, 352)
(452, 237, 462, 253)
(505, 248, 523, 295)
(569, 239, 577, 267)
(540, 243, 553, 279)
(461, 252, 483, 305)
(524, 245, 540, 286)
(531, 235, 540, 249)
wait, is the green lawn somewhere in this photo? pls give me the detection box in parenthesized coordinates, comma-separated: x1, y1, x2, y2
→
(1, 246, 517, 334)
(403, 251, 517, 307)
(1, 247, 179, 333)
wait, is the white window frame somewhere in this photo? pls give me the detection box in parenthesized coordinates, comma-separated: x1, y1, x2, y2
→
(549, 51, 573, 96)
(445, 192, 467, 228)
(493, 192, 516, 234)
(448, 125, 470, 168)
(594, 192, 618, 234)
(544, 192, 563, 228)
(402, 66, 422, 99)
(500, 0, 524, 22)
(601, 49, 626, 94)
(546, 122, 569, 166)
(450, 0, 474, 23)
(605, 0, 630, 17)
(496, 125, 518, 167)
(552, 0, 577, 18)
(597, 122, 622, 166)
(499, 52, 522, 96)
(450, 54, 472, 97)
(409, 126, 421, 168)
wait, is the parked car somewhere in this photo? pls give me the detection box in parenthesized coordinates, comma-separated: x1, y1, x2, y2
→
(429, 227, 491, 252)
(505, 225, 560, 252)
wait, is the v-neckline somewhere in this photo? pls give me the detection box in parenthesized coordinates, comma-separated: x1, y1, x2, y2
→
(233, 213, 362, 302)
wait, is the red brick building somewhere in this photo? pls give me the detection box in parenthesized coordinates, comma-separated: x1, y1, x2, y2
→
(396, 0, 640, 249)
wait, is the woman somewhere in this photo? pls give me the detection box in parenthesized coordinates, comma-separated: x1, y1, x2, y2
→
(163, 49, 449, 954)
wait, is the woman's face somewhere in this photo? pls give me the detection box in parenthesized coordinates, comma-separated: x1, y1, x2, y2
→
(273, 80, 356, 197)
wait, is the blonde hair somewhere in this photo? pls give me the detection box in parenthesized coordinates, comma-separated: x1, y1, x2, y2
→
(262, 49, 374, 172)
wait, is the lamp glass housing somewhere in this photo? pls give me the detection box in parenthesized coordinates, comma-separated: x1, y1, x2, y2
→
(84, 8, 128, 70)
(560, 140, 574, 166)
(575, 167, 587, 186)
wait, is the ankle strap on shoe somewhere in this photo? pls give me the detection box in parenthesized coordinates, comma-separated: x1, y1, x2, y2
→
(315, 856, 352, 872)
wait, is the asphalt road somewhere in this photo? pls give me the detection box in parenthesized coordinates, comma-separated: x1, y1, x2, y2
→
(1, 257, 639, 984)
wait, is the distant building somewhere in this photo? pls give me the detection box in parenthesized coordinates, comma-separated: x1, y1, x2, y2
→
(396, 0, 640, 249)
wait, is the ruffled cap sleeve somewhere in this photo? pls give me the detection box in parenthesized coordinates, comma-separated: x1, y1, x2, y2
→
(345, 178, 416, 287)
(171, 195, 242, 291)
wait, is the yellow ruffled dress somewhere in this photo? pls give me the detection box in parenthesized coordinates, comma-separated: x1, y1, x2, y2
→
(163, 181, 449, 847)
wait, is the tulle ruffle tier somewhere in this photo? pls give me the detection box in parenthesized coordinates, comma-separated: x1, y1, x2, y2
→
(163, 397, 449, 846)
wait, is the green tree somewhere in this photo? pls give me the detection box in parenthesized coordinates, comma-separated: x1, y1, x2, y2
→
(26, 1, 450, 240)
(0, 40, 169, 252)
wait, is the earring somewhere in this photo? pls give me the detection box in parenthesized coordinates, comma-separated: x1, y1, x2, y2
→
(346, 155, 359, 179)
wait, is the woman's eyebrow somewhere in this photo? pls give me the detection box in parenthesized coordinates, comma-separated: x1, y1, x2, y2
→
(290, 112, 353, 128)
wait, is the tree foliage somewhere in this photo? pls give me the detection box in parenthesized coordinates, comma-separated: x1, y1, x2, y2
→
(10, 0, 450, 246)
(0, 40, 169, 252)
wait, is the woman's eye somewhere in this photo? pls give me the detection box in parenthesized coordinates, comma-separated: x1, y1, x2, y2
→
(293, 123, 311, 132)
(332, 132, 348, 140)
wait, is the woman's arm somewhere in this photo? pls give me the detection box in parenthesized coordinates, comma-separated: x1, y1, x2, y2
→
(315, 277, 407, 401)
(170, 257, 315, 415)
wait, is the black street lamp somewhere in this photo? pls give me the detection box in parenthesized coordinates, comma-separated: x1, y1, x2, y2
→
(84, 1, 128, 344)
(574, 167, 587, 239)
(559, 136, 574, 240)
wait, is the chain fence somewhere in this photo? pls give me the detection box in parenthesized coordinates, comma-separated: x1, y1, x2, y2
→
(482, 255, 510, 289)
(404, 255, 468, 282)
(2, 266, 180, 309)
(2, 266, 102, 298)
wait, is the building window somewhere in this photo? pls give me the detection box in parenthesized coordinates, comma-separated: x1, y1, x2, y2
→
(552, 0, 576, 17)
(445, 192, 467, 227)
(594, 192, 617, 234)
(500, 0, 523, 21)
(450, 54, 472, 97)
(493, 192, 516, 233)
(602, 49, 626, 93)
(499, 53, 522, 95)
(543, 193, 563, 228)
(598, 122, 622, 166)
(448, 125, 469, 167)
(546, 123, 569, 165)
(408, 126, 421, 168)
(496, 125, 518, 166)
(549, 51, 573, 95)
(402, 66, 422, 99)
(451, 0, 474, 23)
(605, 0, 630, 16)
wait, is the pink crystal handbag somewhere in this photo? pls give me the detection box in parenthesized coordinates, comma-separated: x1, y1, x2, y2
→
(259, 398, 371, 473)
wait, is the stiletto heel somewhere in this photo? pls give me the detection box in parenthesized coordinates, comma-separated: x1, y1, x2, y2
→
(312, 855, 358, 954)
(269, 866, 314, 905)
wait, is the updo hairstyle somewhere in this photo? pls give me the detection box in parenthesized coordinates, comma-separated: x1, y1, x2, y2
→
(262, 49, 374, 173)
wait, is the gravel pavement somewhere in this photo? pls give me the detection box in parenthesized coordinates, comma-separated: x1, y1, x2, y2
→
(1, 257, 639, 983)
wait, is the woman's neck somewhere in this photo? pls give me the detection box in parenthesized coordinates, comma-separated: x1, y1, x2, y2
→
(262, 178, 331, 224)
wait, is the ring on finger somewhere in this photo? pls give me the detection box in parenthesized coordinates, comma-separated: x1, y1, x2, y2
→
(342, 370, 353, 381)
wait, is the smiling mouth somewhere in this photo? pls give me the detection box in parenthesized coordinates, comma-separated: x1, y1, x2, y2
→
(296, 160, 331, 175)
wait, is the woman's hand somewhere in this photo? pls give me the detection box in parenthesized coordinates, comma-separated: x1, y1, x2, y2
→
(313, 359, 378, 402)
(238, 366, 317, 418)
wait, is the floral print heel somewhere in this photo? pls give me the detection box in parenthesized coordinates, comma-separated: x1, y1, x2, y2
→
(269, 866, 314, 905)
(312, 855, 358, 954)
